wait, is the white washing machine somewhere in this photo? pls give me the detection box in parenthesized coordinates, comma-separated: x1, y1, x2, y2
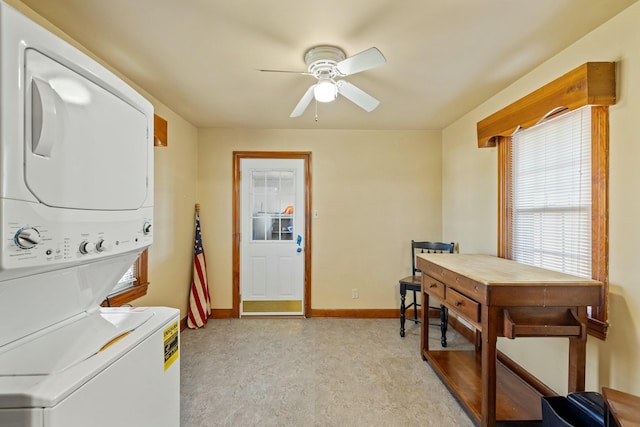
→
(0, 2, 179, 426)
(0, 306, 180, 427)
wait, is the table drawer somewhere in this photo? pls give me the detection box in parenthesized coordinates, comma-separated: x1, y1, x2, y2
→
(423, 275, 446, 300)
(445, 288, 480, 323)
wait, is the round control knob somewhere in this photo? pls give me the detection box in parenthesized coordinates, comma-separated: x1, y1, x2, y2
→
(143, 222, 152, 235)
(14, 227, 41, 249)
(79, 241, 94, 255)
(96, 239, 107, 253)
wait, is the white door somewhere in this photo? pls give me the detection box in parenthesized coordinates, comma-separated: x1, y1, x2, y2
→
(240, 158, 305, 316)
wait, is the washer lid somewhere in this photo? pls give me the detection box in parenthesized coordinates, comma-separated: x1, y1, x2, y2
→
(24, 48, 149, 210)
(0, 309, 153, 376)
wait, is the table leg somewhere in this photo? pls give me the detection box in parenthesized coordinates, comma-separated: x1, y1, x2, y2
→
(481, 306, 499, 427)
(568, 306, 588, 392)
(421, 283, 430, 360)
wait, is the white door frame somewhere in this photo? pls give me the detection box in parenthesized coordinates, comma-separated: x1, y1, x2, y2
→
(232, 151, 312, 318)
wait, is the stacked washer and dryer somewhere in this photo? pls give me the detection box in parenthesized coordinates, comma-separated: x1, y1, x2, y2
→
(0, 2, 180, 426)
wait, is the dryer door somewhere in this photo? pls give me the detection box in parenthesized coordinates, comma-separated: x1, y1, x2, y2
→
(24, 48, 148, 210)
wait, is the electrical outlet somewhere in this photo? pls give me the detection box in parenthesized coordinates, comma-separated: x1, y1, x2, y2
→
(351, 288, 359, 299)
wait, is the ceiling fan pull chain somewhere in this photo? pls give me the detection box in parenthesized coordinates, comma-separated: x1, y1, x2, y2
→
(315, 98, 318, 122)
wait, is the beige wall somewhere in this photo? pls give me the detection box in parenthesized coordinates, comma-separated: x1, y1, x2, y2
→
(442, 2, 640, 395)
(9, 0, 200, 318)
(197, 129, 442, 310)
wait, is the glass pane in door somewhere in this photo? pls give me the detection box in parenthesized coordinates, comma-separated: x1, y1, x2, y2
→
(250, 169, 295, 241)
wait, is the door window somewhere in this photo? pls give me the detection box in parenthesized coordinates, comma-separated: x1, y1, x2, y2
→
(250, 169, 295, 241)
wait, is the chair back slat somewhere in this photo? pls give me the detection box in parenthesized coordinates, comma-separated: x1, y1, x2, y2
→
(411, 240, 455, 275)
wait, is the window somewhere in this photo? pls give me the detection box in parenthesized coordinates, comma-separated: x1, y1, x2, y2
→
(477, 62, 615, 339)
(500, 107, 609, 339)
(102, 249, 149, 307)
(511, 107, 592, 278)
(250, 169, 296, 241)
(111, 263, 137, 294)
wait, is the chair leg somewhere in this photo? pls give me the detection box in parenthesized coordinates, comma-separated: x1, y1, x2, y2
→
(399, 284, 407, 337)
(440, 304, 448, 347)
(413, 289, 420, 323)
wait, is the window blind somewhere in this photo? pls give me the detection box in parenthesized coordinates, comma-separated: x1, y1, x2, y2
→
(109, 263, 137, 295)
(511, 106, 592, 278)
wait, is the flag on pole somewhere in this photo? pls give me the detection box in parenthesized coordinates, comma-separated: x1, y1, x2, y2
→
(187, 209, 211, 329)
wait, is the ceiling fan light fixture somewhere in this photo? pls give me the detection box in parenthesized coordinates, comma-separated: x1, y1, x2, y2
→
(283, 45, 386, 117)
(314, 79, 337, 103)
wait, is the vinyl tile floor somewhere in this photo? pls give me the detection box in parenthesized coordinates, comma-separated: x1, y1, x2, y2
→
(180, 318, 477, 427)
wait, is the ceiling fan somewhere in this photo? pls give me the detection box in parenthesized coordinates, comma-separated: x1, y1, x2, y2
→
(259, 45, 386, 118)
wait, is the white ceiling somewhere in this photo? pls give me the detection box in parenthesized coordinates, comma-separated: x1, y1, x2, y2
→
(19, 0, 637, 130)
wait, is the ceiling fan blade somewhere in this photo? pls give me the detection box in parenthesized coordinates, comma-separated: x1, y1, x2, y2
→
(336, 80, 380, 112)
(258, 69, 314, 76)
(290, 84, 316, 118)
(335, 47, 386, 76)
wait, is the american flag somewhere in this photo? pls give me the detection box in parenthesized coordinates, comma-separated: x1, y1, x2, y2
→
(187, 213, 211, 329)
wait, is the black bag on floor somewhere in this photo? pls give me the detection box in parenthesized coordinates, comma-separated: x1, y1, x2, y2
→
(541, 391, 605, 427)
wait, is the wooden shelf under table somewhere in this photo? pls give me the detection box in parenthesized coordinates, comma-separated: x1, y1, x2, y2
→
(424, 349, 542, 424)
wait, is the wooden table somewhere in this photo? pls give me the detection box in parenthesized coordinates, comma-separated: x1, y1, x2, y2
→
(417, 254, 603, 427)
(603, 387, 640, 427)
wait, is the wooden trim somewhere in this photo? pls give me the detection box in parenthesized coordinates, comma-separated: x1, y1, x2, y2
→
(309, 309, 399, 318)
(211, 308, 234, 319)
(153, 114, 168, 147)
(309, 309, 442, 319)
(191, 308, 451, 319)
(497, 136, 511, 259)
(590, 106, 609, 327)
(136, 248, 148, 285)
(101, 282, 149, 307)
(309, 309, 441, 322)
(232, 154, 241, 318)
(477, 62, 616, 148)
(205, 308, 474, 324)
(305, 154, 313, 316)
(232, 151, 312, 319)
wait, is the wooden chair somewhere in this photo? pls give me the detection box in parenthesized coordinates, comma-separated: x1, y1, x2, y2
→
(399, 240, 455, 346)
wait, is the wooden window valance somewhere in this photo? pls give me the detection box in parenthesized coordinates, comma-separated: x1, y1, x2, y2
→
(477, 62, 616, 148)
